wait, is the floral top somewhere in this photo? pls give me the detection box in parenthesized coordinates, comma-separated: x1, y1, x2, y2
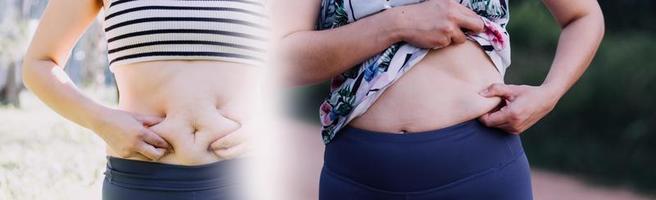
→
(317, 0, 511, 143)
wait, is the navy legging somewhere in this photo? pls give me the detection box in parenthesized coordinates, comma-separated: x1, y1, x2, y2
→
(103, 157, 241, 200)
(319, 120, 533, 200)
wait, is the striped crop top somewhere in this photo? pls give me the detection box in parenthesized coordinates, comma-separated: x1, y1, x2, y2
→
(104, 0, 269, 69)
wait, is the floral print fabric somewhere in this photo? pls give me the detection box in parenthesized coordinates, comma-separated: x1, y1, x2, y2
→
(318, 0, 511, 143)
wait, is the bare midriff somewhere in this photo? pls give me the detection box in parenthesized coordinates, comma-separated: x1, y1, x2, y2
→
(109, 60, 260, 165)
(349, 40, 503, 133)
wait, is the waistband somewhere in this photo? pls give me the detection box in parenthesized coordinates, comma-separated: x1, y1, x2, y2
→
(105, 156, 240, 191)
(340, 119, 484, 142)
(324, 120, 525, 192)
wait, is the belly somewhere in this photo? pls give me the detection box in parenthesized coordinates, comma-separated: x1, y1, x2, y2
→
(109, 60, 260, 165)
(349, 40, 503, 133)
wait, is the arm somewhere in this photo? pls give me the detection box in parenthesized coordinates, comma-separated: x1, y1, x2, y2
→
(540, 0, 605, 97)
(275, 0, 484, 85)
(479, 0, 604, 133)
(23, 0, 105, 132)
(274, 0, 401, 85)
(22, 0, 170, 160)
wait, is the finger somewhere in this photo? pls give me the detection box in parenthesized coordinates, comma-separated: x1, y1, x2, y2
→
(133, 114, 164, 127)
(210, 130, 246, 150)
(432, 35, 451, 49)
(480, 83, 515, 99)
(479, 107, 512, 127)
(453, 7, 485, 33)
(450, 28, 467, 44)
(137, 143, 166, 161)
(213, 144, 248, 160)
(140, 128, 171, 149)
(497, 123, 522, 135)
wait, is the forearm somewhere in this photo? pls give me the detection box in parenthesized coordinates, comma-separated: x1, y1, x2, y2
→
(541, 10, 604, 99)
(281, 9, 401, 85)
(22, 59, 109, 130)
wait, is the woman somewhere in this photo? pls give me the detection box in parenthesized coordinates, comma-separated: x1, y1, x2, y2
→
(22, 0, 268, 199)
(277, 0, 603, 199)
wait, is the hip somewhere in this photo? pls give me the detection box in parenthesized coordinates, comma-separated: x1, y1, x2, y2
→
(323, 120, 527, 193)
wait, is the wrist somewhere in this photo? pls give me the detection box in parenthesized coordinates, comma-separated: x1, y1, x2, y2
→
(83, 104, 113, 132)
(538, 83, 566, 103)
(378, 7, 406, 44)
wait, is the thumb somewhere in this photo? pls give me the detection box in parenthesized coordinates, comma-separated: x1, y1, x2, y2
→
(141, 128, 171, 149)
(479, 83, 514, 99)
(137, 143, 167, 161)
(479, 106, 512, 127)
(454, 5, 485, 33)
(133, 114, 164, 127)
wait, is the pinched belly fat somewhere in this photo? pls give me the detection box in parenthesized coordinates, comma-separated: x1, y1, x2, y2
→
(349, 40, 504, 133)
(148, 103, 242, 165)
(108, 60, 259, 165)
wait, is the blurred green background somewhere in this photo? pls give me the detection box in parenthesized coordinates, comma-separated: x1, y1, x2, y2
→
(508, 0, 656, 195)
(288, 0, 656, 196)
(0, 0, 654, 199)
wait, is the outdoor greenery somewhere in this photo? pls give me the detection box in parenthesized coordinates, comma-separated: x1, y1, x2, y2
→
(508, 1, 656, 194)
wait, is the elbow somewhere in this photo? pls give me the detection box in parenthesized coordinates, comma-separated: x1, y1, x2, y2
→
(21, 58, 41, 92)
(286, 77, 311, 87)
(278, 39, 330, 86)
(560, 2, 605, 30)
(585, 6, 605, 46)
(21, 56, 57, 91)
(561, 6, 605, 42)
(594, 9, 605, 40)
(283, 53, 335, 86)
(21, 58, 35, 89)
(285, 67, 325, 87)
(281, 55, 331, 86)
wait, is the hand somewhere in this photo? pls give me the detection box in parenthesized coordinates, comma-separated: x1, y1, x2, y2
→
(209, 120, 254, 160)
(478, 83, 561, 134)
(92, 108, 171, 161)
(391, 0, 484, 48)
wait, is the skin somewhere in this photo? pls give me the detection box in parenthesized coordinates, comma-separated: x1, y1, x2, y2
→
(479, 0, 605, 134)
(275, 2, 603, 198)
(22, 0, 258, 165)
(274, 0, 484, 85)
(277, 0, 604, 134)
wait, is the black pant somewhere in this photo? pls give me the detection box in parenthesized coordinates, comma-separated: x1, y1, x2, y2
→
(103, 157, 241, 200)
(320, 120, 533, 200)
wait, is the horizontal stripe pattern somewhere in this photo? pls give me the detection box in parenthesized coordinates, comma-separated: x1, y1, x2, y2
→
(105, 6, 266, 20)
(108, 44, 266, 63)
(105, 17, 267, 31)
(104, 0, 268, 67)
(109, 0, 265, 8)
(111, 51, 264, 64)
(108, 31, 267, 52)
(108, 40, 266, 54)
(108, 55, 263, 72)
(106, 20, 265, 41)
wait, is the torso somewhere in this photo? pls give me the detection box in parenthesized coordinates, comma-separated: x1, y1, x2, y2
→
(109, 60, 260, 165)
(349, 40, 503, 133)
(318, 0, 510, 140)
(99, 0, 267, 165)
